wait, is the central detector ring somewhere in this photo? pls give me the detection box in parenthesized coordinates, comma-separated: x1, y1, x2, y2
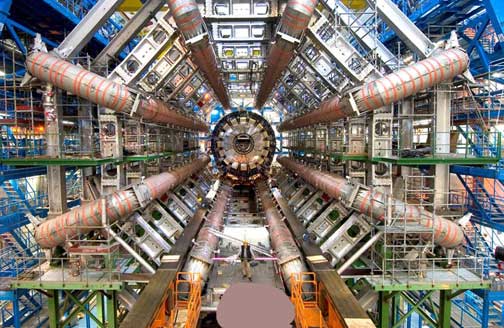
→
(211, 111, 276, 181)
(233, 133, 254, 154)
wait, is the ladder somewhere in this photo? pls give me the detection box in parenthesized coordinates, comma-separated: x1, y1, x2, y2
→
(290, 272, 327, 328)
(150, 272, 202, 328)
(169, 273, 202, 328)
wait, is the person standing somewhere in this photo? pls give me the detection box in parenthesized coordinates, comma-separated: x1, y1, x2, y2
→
(240, 240, 254, 281)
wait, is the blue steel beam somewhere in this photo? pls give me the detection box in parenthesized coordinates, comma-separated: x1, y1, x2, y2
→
(0, 0, 59, 54)
(456, 172, 504, 232)
(5, 0, 127, 57)
(379, 0, 503, 75)
(453, 110, 504, 122)
(451, 165, 504, 180)
(472, 289, 504, 327)
(0, 167, 47, 183)
(380, 0, 483, 44)
(0, 213, 28, 235)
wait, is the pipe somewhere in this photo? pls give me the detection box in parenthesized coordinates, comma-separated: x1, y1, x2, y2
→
(255, 0, 318, 109)
(183, 185, 230, 282)
(26, 51, 208, 132)
(35, 156, 210, 248)
(256, 180, 307, 289)
(105, 226, 156, 274)
(337, 232, 384, 274)
(277, 157, 465, 248)
(166, 0, 230, 109)
(278, 48, 469, 131)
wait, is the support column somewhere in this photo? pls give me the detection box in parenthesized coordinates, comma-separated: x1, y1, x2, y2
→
(44, 84, 67, 217)
(395, 97, 414, 200)
(400, 97, 414, 177)
(106, 291, 118, 328)
(378, 291, 391, 328)
(96, 291, 105, 324)
(392, 292, 400, 325)
(79, 101, 96, 202)
(438, 290, 452, 328)
(47, 290, 60, 328)
(12, 290, 20, 328)
(481, 289, 490, 328)
(434, 84, 451, 209)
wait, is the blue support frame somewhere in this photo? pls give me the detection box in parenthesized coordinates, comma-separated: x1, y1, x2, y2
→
(470, 289, 504, 327)
(459, 0, 504, 75)
(380, 0, 504, 75)
(0, 289, 45, 328)
(0, 0, 58, 54)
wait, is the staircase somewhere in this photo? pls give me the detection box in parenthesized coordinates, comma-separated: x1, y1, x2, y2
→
(464, 223, 499, 275)
(457, 174, 504, 230)
(2, 181, 32, 215)
(453, 290, 504, 328)
(0, 226, 40, 277)
(0, 290, 43, 328)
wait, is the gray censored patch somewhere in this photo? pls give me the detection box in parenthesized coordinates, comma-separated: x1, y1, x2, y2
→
(216, 283, 294, 328)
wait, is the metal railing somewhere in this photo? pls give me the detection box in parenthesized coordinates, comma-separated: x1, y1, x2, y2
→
(290, 272, 324, 328)
(6, 255, 126, 285)
(169, 272, 202, 328)
(379, 131, 502, 160)
(368, 182, 491, 286)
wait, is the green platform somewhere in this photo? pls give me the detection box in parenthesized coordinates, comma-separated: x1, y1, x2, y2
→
(0, 150, 201, 166)
(372, 156, 500, 165)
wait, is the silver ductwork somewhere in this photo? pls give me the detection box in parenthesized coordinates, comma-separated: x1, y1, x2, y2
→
(183, 184, 230, 282)
(256, 180, 308, 289)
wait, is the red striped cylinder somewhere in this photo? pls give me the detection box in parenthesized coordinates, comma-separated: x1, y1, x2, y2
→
(183, 186, 230, 281)
(355, 48, 468, 110)
(255, 0, 318, 109)
(190, 42, 231, 109)
(166, 0, 205, 40)
(278, 0, 318, 38)
(256, 42, 298, 110)
(35, 156, 210, 248)
(278, 48, 469, 131)
(277, 157, 465, 248)
(166, 0, 231, 109)
(256, 180, 307, 289)
(495, 246, 504, 261)
(278, 96, 351, 132)
(27, 51, 131, 112)
(26, 52, 208, 132)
